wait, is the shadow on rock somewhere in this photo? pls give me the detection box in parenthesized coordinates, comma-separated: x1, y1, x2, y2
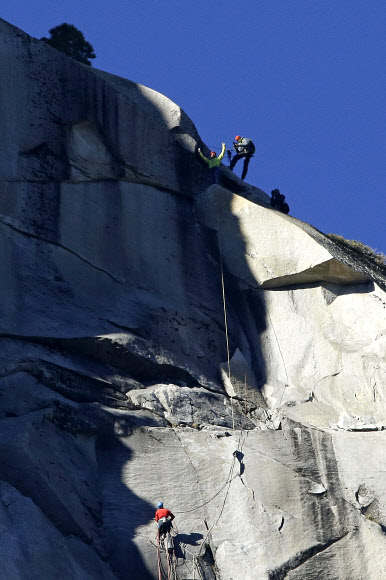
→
(97, 413, 157, 579)
(175, 532, 204, 559)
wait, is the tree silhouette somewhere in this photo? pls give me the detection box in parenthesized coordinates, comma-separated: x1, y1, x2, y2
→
(41, 23, 96, 66)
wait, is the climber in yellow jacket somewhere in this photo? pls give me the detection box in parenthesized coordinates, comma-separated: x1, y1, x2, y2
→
(197, 142, 226, 184)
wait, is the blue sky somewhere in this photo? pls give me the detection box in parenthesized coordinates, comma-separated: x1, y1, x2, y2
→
(3, 1, 385, 253)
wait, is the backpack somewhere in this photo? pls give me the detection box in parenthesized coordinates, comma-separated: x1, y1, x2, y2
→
(242, 138, 255, 154)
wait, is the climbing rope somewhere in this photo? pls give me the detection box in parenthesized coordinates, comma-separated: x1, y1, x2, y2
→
(211, 167, 290, 412)
(240, 371, 249, 432)
(213, 178, 292, 425)
(156, 529, 179, 580)
(166, 546, 171, 580)
(266, 308, 290, 407)
(194, 454, 236, 561)
(174, 453, 237, 515)
(173, 437, 246, 575)
(180, 543, 204, 580)
(220, 255, 236, 433)
(174, 454, 238, 578)
(167, 533, 179, 580)
(157, 537, 161, 579)
(156, 532, 164, 580)
(161, 184, 291, 578)
(215, 197, 236, 434)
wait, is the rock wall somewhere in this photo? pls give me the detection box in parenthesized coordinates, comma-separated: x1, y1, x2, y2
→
(1, 18, 386, 579)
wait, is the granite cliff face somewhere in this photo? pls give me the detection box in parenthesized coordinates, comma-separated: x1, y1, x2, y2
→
(1, 18, 386, 580)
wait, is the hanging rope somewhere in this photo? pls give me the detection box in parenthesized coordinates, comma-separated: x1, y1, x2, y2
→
(213, 182, 291, 429)
(169, 187, 283, 578)
(156, 528, 179, 580)
(244, 371, 248, 418)
(164, 164, 293, 580)
(266, 308, 290, 407)
(157, 532, 164, 580)
(215, 197, 236, 434)
(166, 545, 170, 580)
(165, 532, 178, 580)
(173, 434, 247, 573)
(194, 454, 236, 562)
(211, 177, 290, 413)
(180, 544, 204, 580)
(239, 371, 249, 433)
(220, 255, 236, 433)
(174, 453, 237, 514)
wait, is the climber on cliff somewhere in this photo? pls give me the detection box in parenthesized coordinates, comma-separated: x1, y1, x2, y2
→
(229, 135, 255, 180)
(197, 142, 226, 184)
(155, 502, 175, 537)
(270, 189, 290, 214)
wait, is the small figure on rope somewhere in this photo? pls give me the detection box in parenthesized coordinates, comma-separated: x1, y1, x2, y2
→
(198, 142, 226, 184)
(229, 135, 255, 180)
(270, 189, 290, 214)
(155, 501, 175, 538)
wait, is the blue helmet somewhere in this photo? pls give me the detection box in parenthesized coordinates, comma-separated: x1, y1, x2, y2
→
(157, 502, 163, 508)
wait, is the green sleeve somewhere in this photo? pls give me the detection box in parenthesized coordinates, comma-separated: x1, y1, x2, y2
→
(198, 149, 210, 165)
(217, 143, 226, 161)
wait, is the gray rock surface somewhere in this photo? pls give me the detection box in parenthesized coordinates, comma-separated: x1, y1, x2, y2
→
(1, 17, 385, 579)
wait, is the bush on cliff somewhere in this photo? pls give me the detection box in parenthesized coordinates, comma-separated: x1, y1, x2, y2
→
(327, 233, 386, 269)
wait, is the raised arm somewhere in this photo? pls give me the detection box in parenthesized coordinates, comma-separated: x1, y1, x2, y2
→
(197, 148, 210, 165)
(217, 142, 226, 161)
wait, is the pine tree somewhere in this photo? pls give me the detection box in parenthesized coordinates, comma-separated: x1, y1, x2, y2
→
(41, 23, 96, 66)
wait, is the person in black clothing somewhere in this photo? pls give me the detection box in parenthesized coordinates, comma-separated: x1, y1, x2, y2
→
(270, 189, 290, 214)
(229, 135, 255, 180)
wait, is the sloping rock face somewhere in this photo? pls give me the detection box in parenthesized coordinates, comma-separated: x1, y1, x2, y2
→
(1, 18, 386, 580)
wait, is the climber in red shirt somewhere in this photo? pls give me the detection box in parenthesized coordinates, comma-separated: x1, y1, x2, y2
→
(155, 502, 175, 536)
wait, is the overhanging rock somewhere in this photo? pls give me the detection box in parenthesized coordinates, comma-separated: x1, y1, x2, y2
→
(195, 185, 369, 288)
